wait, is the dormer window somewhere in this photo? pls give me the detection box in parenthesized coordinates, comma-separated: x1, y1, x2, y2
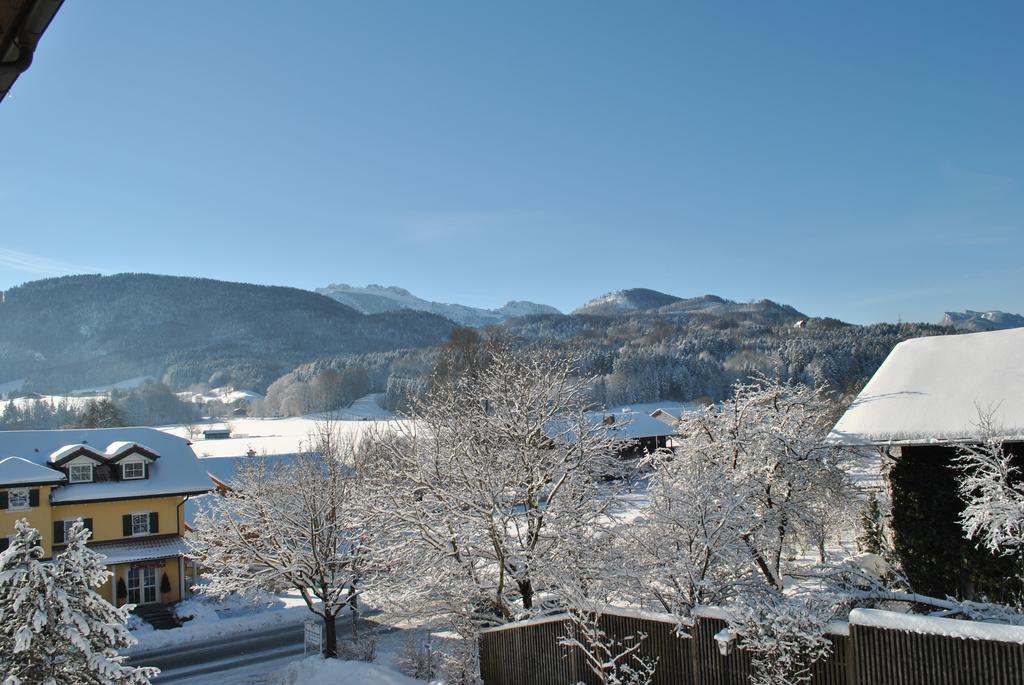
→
(122, 462, 146, 480)
(68, 464, 93, 483)
(7, 488, 30, 510)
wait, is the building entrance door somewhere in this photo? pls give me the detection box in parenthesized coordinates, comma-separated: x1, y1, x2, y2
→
(127, 567, 160, 605)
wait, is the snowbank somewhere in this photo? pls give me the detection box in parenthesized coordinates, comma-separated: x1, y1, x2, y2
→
(270, 656, 421, 685)
(128, 590, 313, 654)
(849, 608, 1024, 644)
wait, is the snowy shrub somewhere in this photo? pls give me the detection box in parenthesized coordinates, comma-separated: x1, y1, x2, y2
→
(126, 614, 155, 634)
(729, 594, 833, 685)
(558, 614, 657, 685)
(395, 631, 438, 680)
(957, 417, 1024, 556)
(174, 598, 219, 624)
(437, 635, 482, 685)
(337, 632, 379, 662)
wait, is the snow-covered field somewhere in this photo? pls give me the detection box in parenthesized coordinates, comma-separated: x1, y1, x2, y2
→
(161, 395, 399, 459)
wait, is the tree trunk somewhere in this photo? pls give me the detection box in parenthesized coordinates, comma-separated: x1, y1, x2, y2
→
(518, 578, 534, 610)
(323, 613, 337, 658)
(350, 595, 360, 639)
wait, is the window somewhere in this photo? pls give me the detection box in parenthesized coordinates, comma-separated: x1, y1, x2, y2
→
(122, 462, 145, 480)
(8, 488, 29, 510)
(68, 464, 93, 483)
(131, 513, 150, 536)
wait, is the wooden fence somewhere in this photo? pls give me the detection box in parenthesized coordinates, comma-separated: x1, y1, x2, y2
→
(479, 608, 1024, 685)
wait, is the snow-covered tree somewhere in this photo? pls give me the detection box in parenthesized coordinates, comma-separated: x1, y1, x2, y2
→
(363, 342, 626, 644)
(0, 519, 158, 685)
(857, 491, 887, 556)
(957, 414, 1024, 556)
(728, 592, 834, 685)
(552, 540, 658, 685)
(189, 425, 388, 658)
(625, 378, 855, 623)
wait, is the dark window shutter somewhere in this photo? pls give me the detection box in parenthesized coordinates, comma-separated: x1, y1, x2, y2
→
(0, 492, 7, 510)
(122, 514, 132, 536)
(83, 518, 93, 537)
(149, 512, 158, 534)
(53, 521, 65, 545)
(144, 464, 150, 479)
(0, 537, 8, 552)
(28, 489, 39, 507)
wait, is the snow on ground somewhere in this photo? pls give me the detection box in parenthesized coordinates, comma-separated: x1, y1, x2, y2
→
(128, 590, 317, 654)
(179, 387, 265, 406)
(70, 376, 156, 395)
(0, 393, 101, 412)
(268, 656, 421, 685)
(599, 401, 698, 418)
(161, 395, 399, 459)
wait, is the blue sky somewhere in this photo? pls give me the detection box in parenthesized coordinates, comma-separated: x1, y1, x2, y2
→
(1, 2, 1022, 324)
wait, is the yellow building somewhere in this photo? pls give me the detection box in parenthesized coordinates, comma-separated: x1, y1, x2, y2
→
(0, 427, 212, 608)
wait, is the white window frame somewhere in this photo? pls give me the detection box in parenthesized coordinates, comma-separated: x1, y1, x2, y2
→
(131, 512, 150, 536)
(122, 461, 146, 480)
(8, 488, 29, 511)
(68, 463, 93, 483)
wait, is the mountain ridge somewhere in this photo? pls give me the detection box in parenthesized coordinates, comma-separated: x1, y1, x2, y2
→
(0, 274, 455, 393)
(316, 283, 561, 327)
(940, 309, 1024, 332)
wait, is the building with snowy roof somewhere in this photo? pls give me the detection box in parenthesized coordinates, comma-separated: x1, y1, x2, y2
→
(544, 410, 676, 459)
(0, 427, 213, 611)
(827, 327, 1024, 446)
(827, 328, 1024, 601)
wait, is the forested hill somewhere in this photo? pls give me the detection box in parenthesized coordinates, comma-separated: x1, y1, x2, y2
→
(0, 274, 455, 393)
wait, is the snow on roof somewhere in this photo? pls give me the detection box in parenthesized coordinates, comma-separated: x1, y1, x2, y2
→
(103, 441, 157, 459)
(48, 443, 102, 463)
(588, 411, 677, 439)
(90, 536, 189, 565)
(0, 456, 66, 486)
(200, 454, 302, 486)
(850, 608, 1024, 644)
(0, 427, 212, 503)
(650, 408, 679, 427)
(828, 328, 1024, 446)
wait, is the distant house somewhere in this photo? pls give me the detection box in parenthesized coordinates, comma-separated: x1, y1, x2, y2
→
(202, 426, 231, 440)
(0, 428, 213, 608)
(827, 327, 1024, 599)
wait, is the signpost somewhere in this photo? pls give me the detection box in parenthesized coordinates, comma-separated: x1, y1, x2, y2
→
(304, 619, 323, 656)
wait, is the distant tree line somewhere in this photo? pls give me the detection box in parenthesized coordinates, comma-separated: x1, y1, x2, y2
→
(0, 382, 198, 430)
(257, 316, 952, 417)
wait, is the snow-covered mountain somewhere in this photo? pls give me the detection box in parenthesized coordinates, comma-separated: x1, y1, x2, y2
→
(940, 310, 1024, 332)
(316, 284, 561, 327)
(572, 289, 805, 324)
(572, 288, 682, 316)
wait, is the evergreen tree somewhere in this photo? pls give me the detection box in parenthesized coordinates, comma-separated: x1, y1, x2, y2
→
(75, 399, 125, 429)
(857, 491, 886, 555)
(0, 519, 157, 684)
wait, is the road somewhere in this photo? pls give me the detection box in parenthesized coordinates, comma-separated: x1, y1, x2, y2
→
(129, 617, 384, 684)
(128, 623, 305, 683)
